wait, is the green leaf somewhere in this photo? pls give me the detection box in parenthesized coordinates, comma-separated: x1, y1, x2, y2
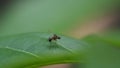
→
(101, 30, 120, 47)
(82, 35, 120, 68)
(0, 32, 86, 68)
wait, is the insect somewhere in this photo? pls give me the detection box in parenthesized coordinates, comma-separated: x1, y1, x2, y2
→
(48, 34, 61, 42)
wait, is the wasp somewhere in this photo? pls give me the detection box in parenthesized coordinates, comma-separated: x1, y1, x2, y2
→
(48, 34, 61, 42)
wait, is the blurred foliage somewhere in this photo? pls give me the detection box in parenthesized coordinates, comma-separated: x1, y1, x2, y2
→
(82, 30, 120, 68)
(101, 30, 120, 47)
(0, 0, 120, 68)
(0, 0, 118, 36)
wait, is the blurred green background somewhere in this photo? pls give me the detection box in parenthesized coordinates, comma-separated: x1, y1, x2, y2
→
(0, 0, 119, 36)
(0, 0, 120, 68)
